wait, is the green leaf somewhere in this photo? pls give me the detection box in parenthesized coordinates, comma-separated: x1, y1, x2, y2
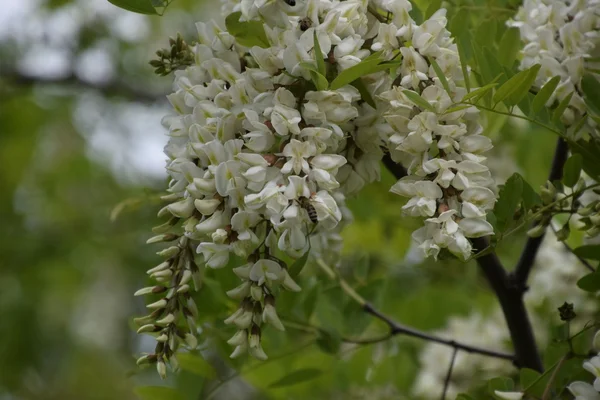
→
(462, 83, 498, 103)
(108, 0, 157, 14)
(316, 329, 341, 354)
(520, 367, 542, 390)
(425, 0, 442, 19)
(493, 173, 524, 233)
(488, 377, 514, 395)
(498, 27, 521, 68)
(313, 32, 326, 77)
(225, 12, 269, 48)
(289, 246, 311, 277)
(582, 73, 600, 116)
(457, 38, 470, 91)
(552, 91, 573, 124)
(330, 59, 400, 90)
(429, 57, 451, 95)
(531, 76, 560, 114)
(521, 178, 542, 212)
(402, 90, 435, 112)
(493, 65, 540, 107)
(351, 78, 376, 108)
(299, 62, 329, 91)
(568, 139, 600, 180)
(269, 368, 322, 388)
(563, 154, 583, 188)
(577, 271, 600, 292)
(134, 386, 186, 400)
(353, 253, 370, 282)
(574, 245, 600, 260)
(177, 353, 216, 379)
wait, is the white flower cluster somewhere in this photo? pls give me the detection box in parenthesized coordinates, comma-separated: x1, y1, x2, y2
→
(413, 232, 597, 399)
(508, 0, 600, 127)
(135, 0, 498, 372)
(374, 7, 496, 260)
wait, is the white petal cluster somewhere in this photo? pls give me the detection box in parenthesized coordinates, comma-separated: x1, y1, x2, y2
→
(413, 231, 597, 398)
(568, 330, 600, 399)
(375, 8, 496, 260)
(508, 0, 600, 127)
(138, 0, 500, 370)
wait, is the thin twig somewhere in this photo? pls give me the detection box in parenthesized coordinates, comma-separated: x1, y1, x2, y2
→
(316, 258, 516, 362)
(541, 353, 569, 400)
(441, 347, 458, 400)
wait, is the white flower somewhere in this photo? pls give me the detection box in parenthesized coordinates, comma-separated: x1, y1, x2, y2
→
(568, 381, 600, 400)
(280, 139, 317, 175)
(494, 391, 524, 400)
(249, 259, 285, 286)
(584, 356, 600, 391)
(390, 178, 443, 217)
(197, 242, 230, 269)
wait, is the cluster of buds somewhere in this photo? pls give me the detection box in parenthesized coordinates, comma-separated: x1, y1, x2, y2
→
(149, 33, 195, 76)
(133, 235, 201, 378)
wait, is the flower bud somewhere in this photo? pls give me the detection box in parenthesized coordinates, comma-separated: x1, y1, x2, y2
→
(263, 302, 285, 331)
(137, 324, 161, 334)
(147, 261, 171, 275)
(157, 246, 180, 258)
(194, 199, 221, 215)
(250, 285, 263, 301)
(177, 284, 190, 293)
(147, 299, 168, 309)
(184, 333, 198, 349)
(226, 281, 251, 300)
(156, 313, 176, 325)
(555, 224, 570, 241)
(147, 234, 179, 244)
(136, 353, 157, 365)
(527, 224, 546, 238)
(593, 330, 600, 352)
(157, 359, 167, 379)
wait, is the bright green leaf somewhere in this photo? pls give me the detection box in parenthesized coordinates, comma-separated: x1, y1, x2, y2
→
(299, 62, 329, 91)
(493, 173, 524, 233)
(313, 32, 326, 77)
(462, 83, 498, 103)
(225, 12, 269, 48)
(269, 368, 322, 388)
(552, 91, 573, 124)
(563, 154, 583, 188)
(582, 73, 600, 116)
(498, 27, 521, 68)
(134, 386, 186, 400)
(177, 353, 216, 379)
(493, 65, 540, 107)
(330, 59, 400, 90)
(429, 57, 451, 95)
(531, 76, 560, 114)
(351, 78, 376, 108)
(108, 0, 157, 14)
(402, 90, 435, 112)
(577, 271, 600, 292)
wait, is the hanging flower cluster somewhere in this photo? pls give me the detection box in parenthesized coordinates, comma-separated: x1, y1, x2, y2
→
(134, 0, 497, 375)
(376, 7, 496, 260)
(508, 0, 600, 129)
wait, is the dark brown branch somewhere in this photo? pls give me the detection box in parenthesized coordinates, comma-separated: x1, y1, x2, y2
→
(362, 302, 515, 361)
(513, 138, 569, 287)
(382, 157, 543, 371)
(472, 238, 543, 371)
(441, 347, 458, 400)
(1, 68, 166, 104)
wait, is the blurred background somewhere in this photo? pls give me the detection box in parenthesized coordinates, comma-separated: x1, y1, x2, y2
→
(0, 0, 591, 399)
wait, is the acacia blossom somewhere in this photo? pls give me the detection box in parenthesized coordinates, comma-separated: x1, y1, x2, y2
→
(134, 0, 498, 375)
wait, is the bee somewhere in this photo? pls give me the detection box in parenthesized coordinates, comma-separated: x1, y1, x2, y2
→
(282, 0, 296, 5)
(298, 196, 318, 224)
(299, 18, 312, 31)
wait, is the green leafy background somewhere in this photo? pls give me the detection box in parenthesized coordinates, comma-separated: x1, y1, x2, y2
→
(1, 0, 597, 399)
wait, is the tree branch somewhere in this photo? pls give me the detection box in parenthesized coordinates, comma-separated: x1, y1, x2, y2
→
(441, 347, 458, 400)
(513, 138, 569, 287)
(1, 68, 166, 104)
(316, 258, 516, 362)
